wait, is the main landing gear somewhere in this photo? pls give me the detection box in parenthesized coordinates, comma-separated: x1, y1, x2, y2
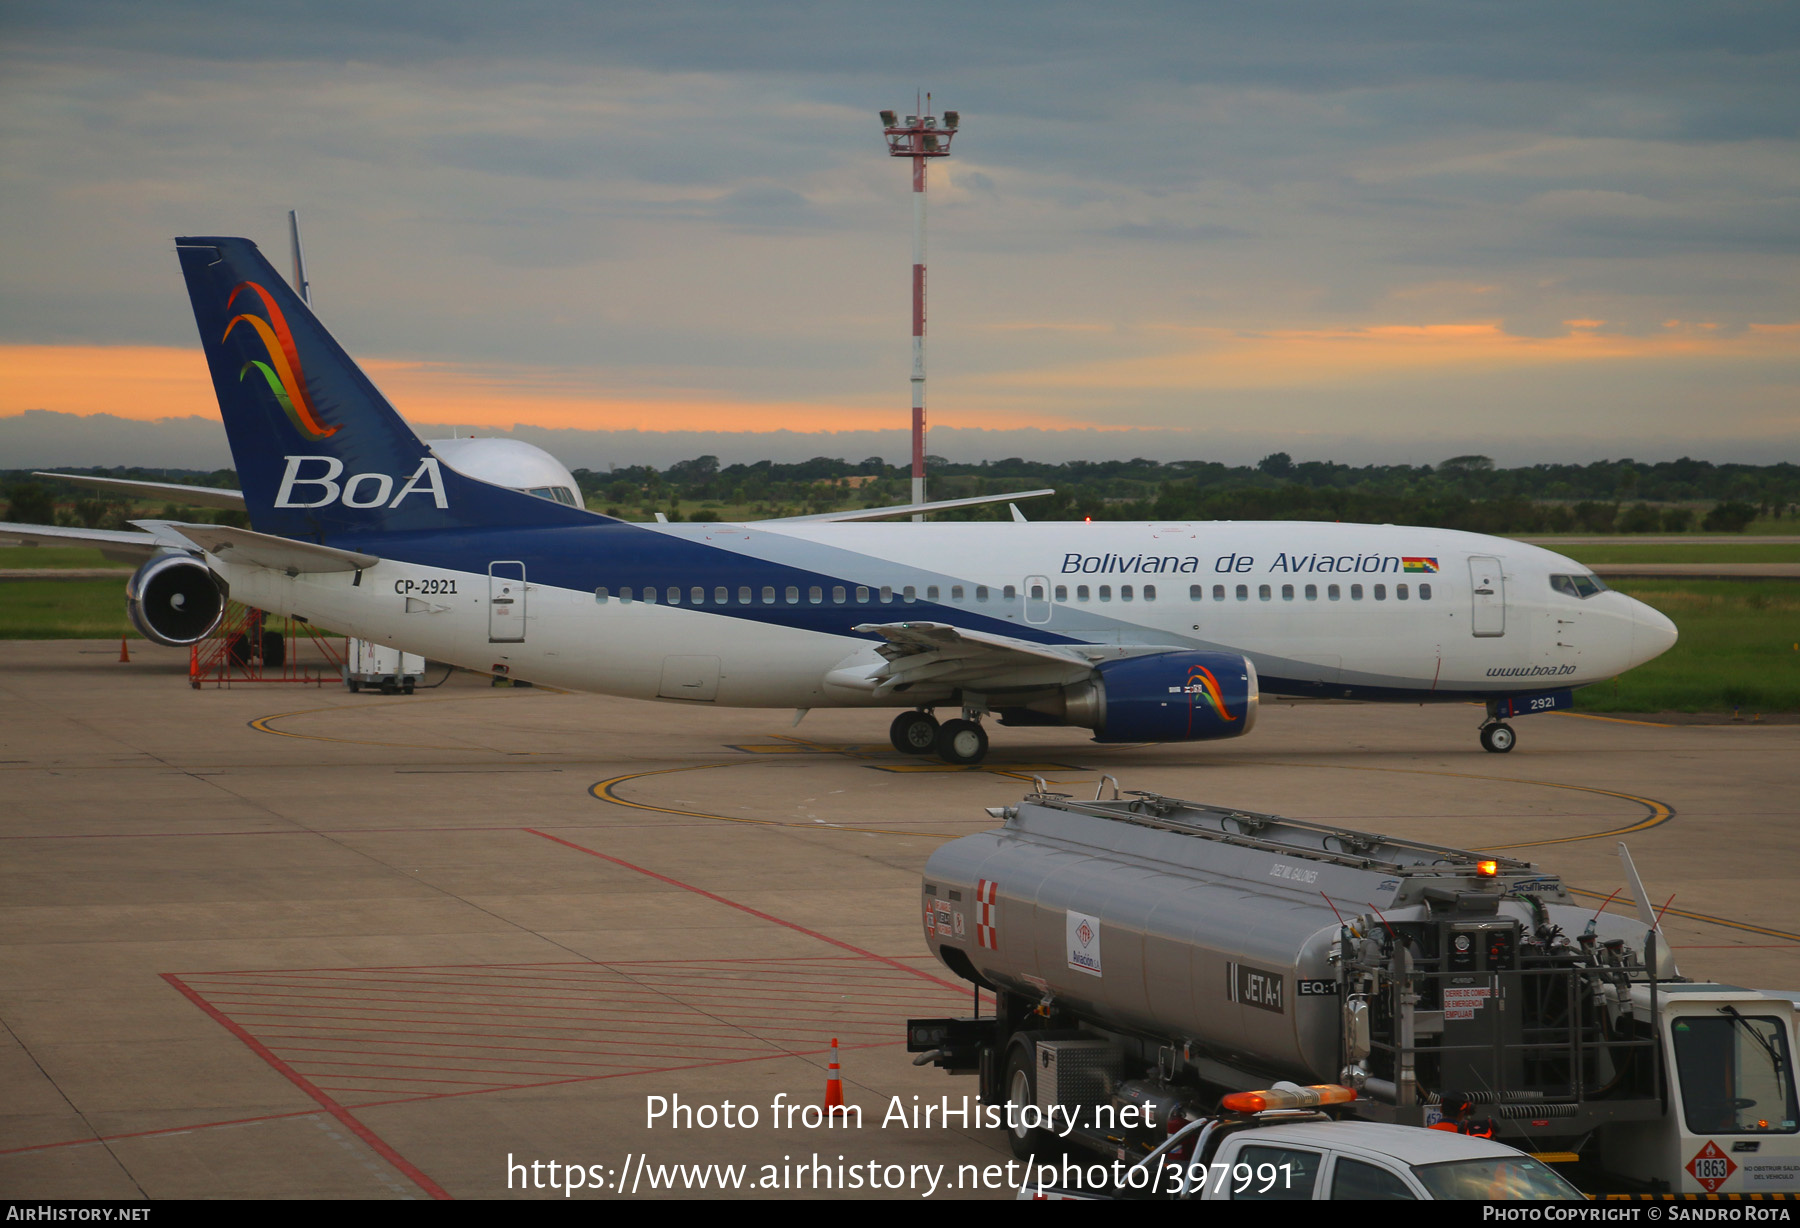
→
(889, 709, 990, 766)
(1479, 721, 1517, 754)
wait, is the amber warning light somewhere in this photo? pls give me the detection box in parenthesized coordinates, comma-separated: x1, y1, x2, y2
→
(1476, 860, 1500, 878)
(1220, 1083, 1357, 1114)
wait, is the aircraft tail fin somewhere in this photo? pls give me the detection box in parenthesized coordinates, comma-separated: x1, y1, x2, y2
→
(174, 235, 597, 539)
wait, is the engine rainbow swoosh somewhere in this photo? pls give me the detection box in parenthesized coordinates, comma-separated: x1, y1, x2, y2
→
(1187, 663, 1237, 729)
(222, 280, 337, 439)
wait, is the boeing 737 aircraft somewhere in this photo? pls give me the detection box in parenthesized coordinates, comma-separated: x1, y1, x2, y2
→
(8, 236, 1678, 764)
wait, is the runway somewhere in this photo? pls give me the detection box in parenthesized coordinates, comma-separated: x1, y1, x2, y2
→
(3, 640, 1797, 1199)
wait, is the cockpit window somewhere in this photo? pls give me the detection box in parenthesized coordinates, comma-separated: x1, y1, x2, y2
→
(522, 486, 582, 506)
(1550, 573, 1608, 599)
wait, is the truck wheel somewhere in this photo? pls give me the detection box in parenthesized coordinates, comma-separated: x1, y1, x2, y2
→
(1003, 1043, 1056, 1162)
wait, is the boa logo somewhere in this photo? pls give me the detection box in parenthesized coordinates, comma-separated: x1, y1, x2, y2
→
(275, 456, 449, 510)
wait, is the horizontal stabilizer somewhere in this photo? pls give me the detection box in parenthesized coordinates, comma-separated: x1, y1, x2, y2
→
(0, 522, 173, 559)
(757, 489, 1054, 524)
(154, 522, 379, 574)
(32, 473, 246, 511)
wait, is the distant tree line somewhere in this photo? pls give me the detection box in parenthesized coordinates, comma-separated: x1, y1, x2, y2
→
(5, 454, 1793, 533)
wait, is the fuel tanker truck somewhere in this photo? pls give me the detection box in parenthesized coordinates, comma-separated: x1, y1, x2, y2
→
(907, 785, 1800, 1195)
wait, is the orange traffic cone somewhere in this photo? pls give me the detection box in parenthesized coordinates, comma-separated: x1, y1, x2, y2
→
(118, 635, 131, 663)
(824, 1037, 847, 1116)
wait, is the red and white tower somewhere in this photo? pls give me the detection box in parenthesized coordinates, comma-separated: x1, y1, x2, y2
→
(879, 98, 959, 519)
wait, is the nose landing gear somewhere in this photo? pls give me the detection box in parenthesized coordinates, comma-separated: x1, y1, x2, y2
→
(1479, 721, 1516, 753)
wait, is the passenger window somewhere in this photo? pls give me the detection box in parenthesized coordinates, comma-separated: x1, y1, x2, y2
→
(620, 587, 634, 604)
(1099, 585, 1112, 602)
(738, 586, 751, 604)
(1281, 584, 1294, 601)
(1143, 585, 1156, 601)
(667, 587, 680, 605)
(761, 586, 775, 604)
(976, 586, 988, 602)
(1030, 584, 1044, 600)
(1120, 585, 1133, 601)
(1190, 584, 1203, 600)
(691, 586, 705, 605)
(879, 586, 893, 603)
(855, 586, 870, 603)
(642, 588, 657, 604)
(1055, 585, 1067, 601)
(785, 586, 799, 604)
(1077, 585, 1090, 601)
(809, 586, 822, 604)
(1397, 584, 1409, 600)
(1214, 585, 1226, 601)
(1305, 584, 1317, 601)
(594, 587, 609, 603)
(715, 586, 729, 604)
(1374, 584, 1386, 601)
(1236, 584, 1248, 601)
(927, 585, 939, 600)
(1228, 1145, 1322, 1200)
(833, 586, 846, 603)
(1330, 1158, 1416, 1201)
(1328, 584, 1340, 601)
(1420, 583, 1432, 600)
(1003, 585, 1016, 600)
(901, 585, 916, 603)
(1351, 584, 1363, 600)
(950, 585, 964, 600)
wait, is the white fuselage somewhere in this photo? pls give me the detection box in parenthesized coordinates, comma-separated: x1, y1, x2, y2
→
(211, 519, 1676, 712)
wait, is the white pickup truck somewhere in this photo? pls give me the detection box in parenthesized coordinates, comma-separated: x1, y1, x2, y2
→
(1020, 1083, 1584, 1200)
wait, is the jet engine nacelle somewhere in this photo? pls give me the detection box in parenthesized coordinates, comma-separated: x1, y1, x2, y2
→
(127, 554, 226, 646)
(1080, 650, 1259, 742)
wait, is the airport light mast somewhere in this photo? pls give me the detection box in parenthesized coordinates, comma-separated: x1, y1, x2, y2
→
(879, 98, 959, 519)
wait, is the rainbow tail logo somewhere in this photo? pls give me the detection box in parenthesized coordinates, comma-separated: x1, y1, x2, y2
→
(222, 281, 337, 440)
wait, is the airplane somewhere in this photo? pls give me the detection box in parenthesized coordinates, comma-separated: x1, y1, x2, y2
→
(5, 235, 1678, 764)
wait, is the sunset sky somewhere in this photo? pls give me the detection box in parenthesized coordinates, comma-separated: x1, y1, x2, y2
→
(3, 2, 1797, 469)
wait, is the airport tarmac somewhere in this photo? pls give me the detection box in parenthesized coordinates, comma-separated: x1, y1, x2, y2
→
(2, 640, 1798, 1201)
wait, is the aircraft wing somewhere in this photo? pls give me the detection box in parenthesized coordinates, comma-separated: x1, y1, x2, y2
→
(153, 523, 379, 574)
(845, 619, 1169, 696)
(32, 472, 246, 511)
(0, 521, 181, 561)
(756, 489, 1054, 524)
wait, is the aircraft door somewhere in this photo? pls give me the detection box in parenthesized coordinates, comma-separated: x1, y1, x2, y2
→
(1024, 574, 1052, 624)
(1468, 555, 1505, 638)
(488, 561, 527, 643)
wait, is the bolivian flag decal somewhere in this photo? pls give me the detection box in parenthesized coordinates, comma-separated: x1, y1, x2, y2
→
(1402, 557, 1439, 573)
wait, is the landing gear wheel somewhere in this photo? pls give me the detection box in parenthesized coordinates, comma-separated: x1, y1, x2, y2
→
(1003, 1044, 1056, 1161)
(889, 710, 940, 755)
(1480, 722, 1516, 753)
(936, 718, 989, 766)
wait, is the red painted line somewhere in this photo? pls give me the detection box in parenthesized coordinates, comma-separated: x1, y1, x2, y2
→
(275, 1044, 719, 1069)
(253, 1026, 780, 1056)
(525, 830, 967, 993)
(161, 974, 452, 1200)
(5, 1040, 911, 1158)
(175, 953, 943, 977)
(0, 825, 528, 841)
(0, 1108, 327, 1156)
(210, 1007, 812, 1042)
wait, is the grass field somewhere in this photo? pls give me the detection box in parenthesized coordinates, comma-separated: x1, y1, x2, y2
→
(1561, 543, 1800, 565)
(0, 578, 140, 639)
(0, 546, 128, 569)
(1575, 579, 1800, 713)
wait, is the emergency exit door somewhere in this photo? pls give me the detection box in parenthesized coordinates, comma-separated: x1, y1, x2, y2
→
(488, 561, 526, 643)
(1023, 574, 1052, 624)
(1468, 555, 1506, 638)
